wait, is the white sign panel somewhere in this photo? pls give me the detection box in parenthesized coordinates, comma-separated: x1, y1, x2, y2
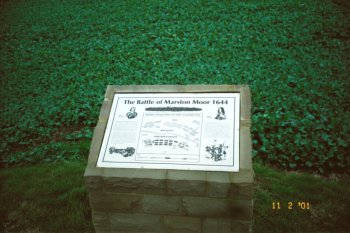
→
(97, 93, 240, 172)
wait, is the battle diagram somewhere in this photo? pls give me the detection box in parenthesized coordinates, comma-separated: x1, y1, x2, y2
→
(136, 113, 202, 160)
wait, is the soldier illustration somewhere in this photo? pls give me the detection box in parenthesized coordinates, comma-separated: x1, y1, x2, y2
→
(126, 107, 137, 119)
(205, 140, 228, 162)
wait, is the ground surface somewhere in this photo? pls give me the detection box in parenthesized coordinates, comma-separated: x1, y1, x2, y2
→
(1, 161, 349, 233)
(1, 0, 349, 232)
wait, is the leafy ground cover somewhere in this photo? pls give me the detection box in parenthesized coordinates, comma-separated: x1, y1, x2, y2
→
(1, 0, 349, 173)
(1, 161, 349, 233)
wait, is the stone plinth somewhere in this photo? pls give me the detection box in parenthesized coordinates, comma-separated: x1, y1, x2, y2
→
(85, 85, 254, 233)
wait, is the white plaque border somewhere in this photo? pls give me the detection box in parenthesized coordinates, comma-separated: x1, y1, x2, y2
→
(97, 92, 240, 172)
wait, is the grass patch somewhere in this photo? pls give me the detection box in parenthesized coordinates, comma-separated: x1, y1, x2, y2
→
(253, 163, 350, 233)
(0, 161, 93, 233)
(1, 161, 349, 232)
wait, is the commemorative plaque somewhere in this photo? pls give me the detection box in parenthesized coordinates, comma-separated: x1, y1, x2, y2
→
(85, 85, 254, 233)
(97, 93, 240, 172)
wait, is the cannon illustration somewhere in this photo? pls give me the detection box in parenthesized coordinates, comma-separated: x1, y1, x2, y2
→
(109, 147, 135, 157)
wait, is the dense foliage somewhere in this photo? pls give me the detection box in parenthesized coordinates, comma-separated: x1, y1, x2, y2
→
(1, 0, 349, 173)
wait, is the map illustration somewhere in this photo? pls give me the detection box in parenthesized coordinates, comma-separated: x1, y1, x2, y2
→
(143, 139, 189, 151)
(136, 113, 202, 160)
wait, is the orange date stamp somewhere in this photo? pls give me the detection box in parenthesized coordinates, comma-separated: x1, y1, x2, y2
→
(272, 201, 311, 210)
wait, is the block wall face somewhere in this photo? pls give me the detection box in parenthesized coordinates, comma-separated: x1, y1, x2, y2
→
(85, 85, 253, 233)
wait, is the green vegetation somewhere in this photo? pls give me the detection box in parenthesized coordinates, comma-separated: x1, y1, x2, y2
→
(253, 163, 350, 233)
(1, 0, 349, 173)
(0, 161, 93, 232)
(1, 161, 349, 232)
(0, 0, 349, 232)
